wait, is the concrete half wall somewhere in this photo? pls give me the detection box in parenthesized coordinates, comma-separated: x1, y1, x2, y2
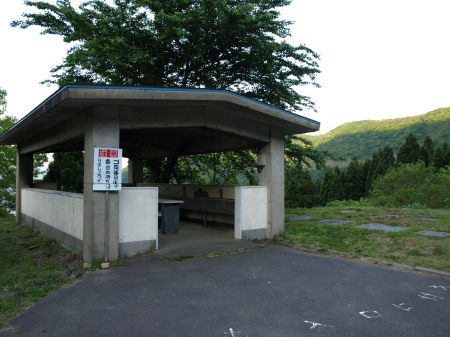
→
(118, 187, 158, 257)
(21, 188, 84, 253)
(21, 187, 159, 258)
(20, 186, 263, 258)
(235, 186, 268, 240)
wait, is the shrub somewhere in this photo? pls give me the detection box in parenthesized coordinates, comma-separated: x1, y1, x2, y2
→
(368, 163, 450, 208)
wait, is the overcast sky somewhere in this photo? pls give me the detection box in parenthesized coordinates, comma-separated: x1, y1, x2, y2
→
(1, 0, 449, 134)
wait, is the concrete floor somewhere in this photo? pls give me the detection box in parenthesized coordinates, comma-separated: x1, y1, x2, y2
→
(156, 221, 261, 258)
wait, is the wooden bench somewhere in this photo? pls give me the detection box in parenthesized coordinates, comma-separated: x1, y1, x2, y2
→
(159, 193, 234, 226)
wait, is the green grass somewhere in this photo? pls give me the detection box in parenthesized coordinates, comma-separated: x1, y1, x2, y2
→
(280, 206, 450, 272)
(0, 217, 83, 330)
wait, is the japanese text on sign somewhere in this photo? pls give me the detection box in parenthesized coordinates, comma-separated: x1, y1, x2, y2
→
(93, 148, 122, 191)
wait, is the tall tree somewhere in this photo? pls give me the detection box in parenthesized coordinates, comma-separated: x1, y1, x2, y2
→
(13, 0, 321, 183)
(343, 156, 364, 200)
(43, 152, 84, 193)
(319, 166, 344, 205)
(285, 135, 330, 170)
(419, 136, 434, 167)
(0, 89, 17, 217)
(397, 133, 420, 165)
(0, 89, 47, 216)
(285, 165, 319, 208)
(432, 142, 450, 170)
(365, 145, 395, 193)
(13, 0, 319, 111)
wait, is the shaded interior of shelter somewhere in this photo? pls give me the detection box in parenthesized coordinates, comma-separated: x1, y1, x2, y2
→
(43, 127, 263, 157)
(131, 181, 249, 252)
(156, 221, 261, 258)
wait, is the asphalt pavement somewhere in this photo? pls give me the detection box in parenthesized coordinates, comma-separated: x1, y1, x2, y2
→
(1, 245, 449, 337)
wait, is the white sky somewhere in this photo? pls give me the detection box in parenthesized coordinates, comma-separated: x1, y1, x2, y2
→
(1, 0, 449, 134)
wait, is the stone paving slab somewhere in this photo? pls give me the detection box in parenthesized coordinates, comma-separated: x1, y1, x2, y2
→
(285, 214, 313, 221)
(317, 219, 353, 225)
(417, 231, 450, 238)
(340, 210, 355, 214)
(357, 223, 410, 232)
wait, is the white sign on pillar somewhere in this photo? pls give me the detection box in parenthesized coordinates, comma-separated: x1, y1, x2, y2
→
(93, 148, 122, 191)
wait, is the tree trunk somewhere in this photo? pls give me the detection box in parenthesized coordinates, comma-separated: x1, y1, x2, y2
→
(161, 156, 179, 183)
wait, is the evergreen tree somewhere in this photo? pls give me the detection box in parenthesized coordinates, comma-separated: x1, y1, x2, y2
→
(397, 133, 420, 164)
(362, 159, 372, 194)
(432, 142, 450, 169)
(320, 166, 344, 204)
(419, 136, 434, 166)
(285, 164, 320, 208)
(378, 145, 396, 172)
(44, 152, 84, 193)
(423, 136, 435, 159)
(343, 156, 364, 200)
(365, 145, 395, 193)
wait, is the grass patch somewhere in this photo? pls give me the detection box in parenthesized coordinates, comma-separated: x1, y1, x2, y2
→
(281, 206, 450, 272)
(0, 217, 83, 330)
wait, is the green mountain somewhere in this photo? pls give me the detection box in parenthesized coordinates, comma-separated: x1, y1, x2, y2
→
(304, 107, 450, 160)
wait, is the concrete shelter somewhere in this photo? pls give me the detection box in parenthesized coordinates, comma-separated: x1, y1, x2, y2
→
(0, 85, 320, 263)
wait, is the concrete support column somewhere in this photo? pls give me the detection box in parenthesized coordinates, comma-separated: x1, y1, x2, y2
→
(127, 158, 144, 186)
(15, 149, 33, 224)
(83, 105, 120, 264)
(258, 130, 285, 238)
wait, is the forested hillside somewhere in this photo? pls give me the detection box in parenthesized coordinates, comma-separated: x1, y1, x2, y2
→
(304, 108, 450, 160)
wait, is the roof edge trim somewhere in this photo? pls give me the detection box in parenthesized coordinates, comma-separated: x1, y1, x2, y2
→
(61, 84, 321, 125)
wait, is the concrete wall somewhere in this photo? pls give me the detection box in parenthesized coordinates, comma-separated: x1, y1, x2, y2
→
(235, 186, 268, 240)
(21, 188, 84, 253)
(20, 185, 265, 258)
(21, 187, 159, 258)
(118, 187, 158, 257)
(138, 183, 268, 239)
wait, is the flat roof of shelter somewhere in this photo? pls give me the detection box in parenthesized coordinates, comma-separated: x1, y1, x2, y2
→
(0, 85, 320, 156)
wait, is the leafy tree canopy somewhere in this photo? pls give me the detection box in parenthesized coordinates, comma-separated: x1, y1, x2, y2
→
(43, 152, 84, 192)
(0, 89, 17, 217)
(15, 0, 326, 184)
(1, 89, 48, 216)
(13, 0, 320, 112)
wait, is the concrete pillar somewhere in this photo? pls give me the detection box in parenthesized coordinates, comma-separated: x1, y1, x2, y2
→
(258, 131, 285, 238)
(127, 158, 144, 186)
(83, 105, 120, 264)
(15, 149, 34, 224)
